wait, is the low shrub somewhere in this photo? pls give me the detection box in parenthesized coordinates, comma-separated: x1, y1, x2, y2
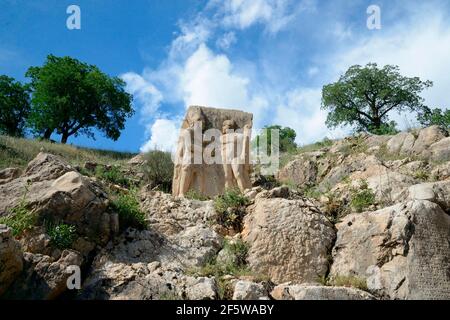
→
(47, 223, 77, 249)
(214, 189, 249, 232)
(96, 165, 130, 187)
(110, 191, 146, 230)
(350, 180, 376, 213)
(142, 150, 173, 193)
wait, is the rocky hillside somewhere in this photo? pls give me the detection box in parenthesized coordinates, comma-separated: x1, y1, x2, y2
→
(1, 125, 449, 300)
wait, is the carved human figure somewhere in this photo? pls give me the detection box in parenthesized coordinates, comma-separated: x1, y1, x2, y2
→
(173, 109, 206, 197)
(220, 120, 252, 191)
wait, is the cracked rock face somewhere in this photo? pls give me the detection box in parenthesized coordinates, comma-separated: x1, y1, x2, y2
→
(0, 152, 116, 245)
(243, 195, 335, 284)
(330, 200, 450, 299)
(271, 284, 375, 300)
(0, 225, 23, 296)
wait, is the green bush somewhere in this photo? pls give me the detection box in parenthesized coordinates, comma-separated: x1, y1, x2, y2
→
(47, 224, 77, 249)
(95, 165, 130, 187)
(110, 191, 146, 230)
(214, 189, 249, 232)
(142, 150, 174, 193)
(350, 181, 376, 213)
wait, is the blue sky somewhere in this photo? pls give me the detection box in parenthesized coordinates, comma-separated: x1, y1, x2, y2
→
(1, 0, 450, 153)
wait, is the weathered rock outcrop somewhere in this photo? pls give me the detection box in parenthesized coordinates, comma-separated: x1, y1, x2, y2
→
(0, 225, 23, 295)
(5, 250, 83, 300)
(271, 284, 375, 300)
(330, 200, 450, 299)
(243, 192, 335, 284)
(0, 152, 117, 245)
(232, 280, 269, 300)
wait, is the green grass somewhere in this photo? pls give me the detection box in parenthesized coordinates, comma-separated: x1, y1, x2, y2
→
(413, 169, 429, 181)
(47, 223, 77, 249)
(95, 165, 130, 187)
(330, 275, 368, 291)
(185, 189, 210, 201)
(0, 186, 36, 237)
(0, 203, 36, 237)
(214, 189, 250, 232)
(0, 135, 135, 171)
(109, 191, 146, 230)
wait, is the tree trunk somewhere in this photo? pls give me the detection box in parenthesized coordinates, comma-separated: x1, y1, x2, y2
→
(61, 132, 69, 144)
(43, 128, 52, 140)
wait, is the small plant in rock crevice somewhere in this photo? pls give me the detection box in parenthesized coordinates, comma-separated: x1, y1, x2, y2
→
(109, 190, 146, 230)
(350, 180, 376, 213)
(0, 184, 36, 237)
(47, 223, 77, 249)
(214, 189, 250, 232)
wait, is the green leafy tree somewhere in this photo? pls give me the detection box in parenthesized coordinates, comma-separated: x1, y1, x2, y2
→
(418, 107, 450, 129)
(0, 75, 31, 137)
(322, 63, 432, 134)
(26, 55, 134, 143)
(254, 125, 297, 154)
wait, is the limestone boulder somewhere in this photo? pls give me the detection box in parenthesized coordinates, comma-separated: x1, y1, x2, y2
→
(0, 168, 22, 185)
(431, 161, 450, 181)
(386, 132, 416, 154)
(330, 200, 450, 299)
(430, 137, 450, 162)
(406, 180, 450, 211)
(232, 280, 268, 300)
(5, 250, 83, 300)
(81, 258, 217, 300)
(411, 125, 448, 155)
(277, 156, 317, 186)
(271, 284, 374, 300)
(0, 225, 23, 296)
(185, 277, 217, 300)
(0, 153, 116, 245)
(24, 152, 73, 182)
(242, 196, 335, 284)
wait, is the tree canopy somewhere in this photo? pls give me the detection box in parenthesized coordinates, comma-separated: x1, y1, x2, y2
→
(321, 63, 432, 134)
(254, 125, 297, 154)
(418, 107, 450, 129)
(0, 75, 31, 137)
(26, 55, 134, 143)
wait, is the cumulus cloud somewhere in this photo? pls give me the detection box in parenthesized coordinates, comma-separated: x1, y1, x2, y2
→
(140, 119, 180, 153)
(124, 0, 450, 152)
(327, 7, 450, 128)
(121, 72, 163, 118)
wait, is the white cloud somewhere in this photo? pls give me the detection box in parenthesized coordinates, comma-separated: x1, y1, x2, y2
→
(121, 72, 163, 118)
(328, 9, 450, 128)
(273, 88, 348, 145)
(128, 0, 450, 153)
(140, 119, 180, 153)
(216, 32, 237, 50)
(211, 0, 310, 33)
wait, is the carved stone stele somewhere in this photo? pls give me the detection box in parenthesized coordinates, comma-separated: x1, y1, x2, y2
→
(172, 106, 253, 198)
